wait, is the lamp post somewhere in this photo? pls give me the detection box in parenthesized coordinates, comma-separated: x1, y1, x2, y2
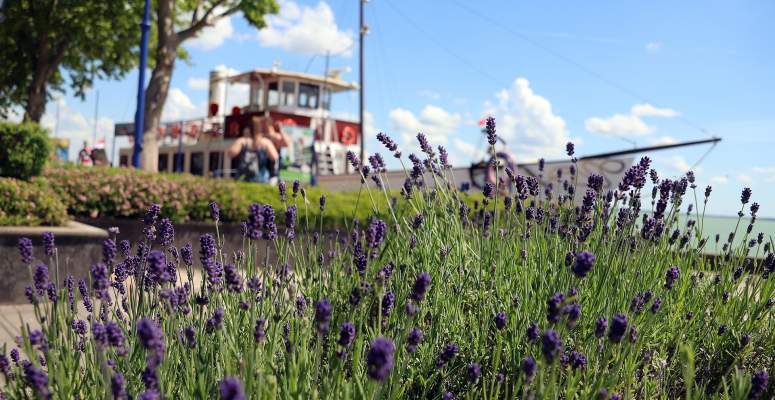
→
(132, 0, 151, 168)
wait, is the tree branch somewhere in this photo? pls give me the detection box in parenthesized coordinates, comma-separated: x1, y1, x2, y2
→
(176, 0, 231, 42)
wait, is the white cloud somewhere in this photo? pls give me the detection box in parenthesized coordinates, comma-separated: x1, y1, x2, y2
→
(738, 174, 753, 184)
(214, 64, 240, 76)
(710, 175, 729, 185)
(751, 166, 775, 182)
(188, 12, 235, 50)
(187, 77, 209, 91)
(161, 88, 201, 122)
(257, 1, 353, 56)
(659, 155, 702, 176)
(647, 136, 678, 145)
(631, 103, 679, 118)
(40, 98, 114, 145)
(389, 105, 461, 146)
(483, 77, 570, 161)
(645, 42, 662, 52)
(585, 103, 679, 137)
(452, 138, 487, 161)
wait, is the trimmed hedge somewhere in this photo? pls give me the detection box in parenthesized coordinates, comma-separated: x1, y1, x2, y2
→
(0, 121, 51, 180)
(0, 177, 68, 226)
(43, 165, 392, 229)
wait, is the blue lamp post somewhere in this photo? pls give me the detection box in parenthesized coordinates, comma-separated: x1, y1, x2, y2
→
(132, 0, 151, 168)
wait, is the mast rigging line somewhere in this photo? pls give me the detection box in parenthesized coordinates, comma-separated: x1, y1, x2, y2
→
(447, 0, 716, 140)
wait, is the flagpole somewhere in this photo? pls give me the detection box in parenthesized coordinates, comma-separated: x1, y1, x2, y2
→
(132, 0, 151, 168)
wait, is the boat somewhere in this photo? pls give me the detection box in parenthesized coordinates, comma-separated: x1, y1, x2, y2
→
(116, 65, 363, 182)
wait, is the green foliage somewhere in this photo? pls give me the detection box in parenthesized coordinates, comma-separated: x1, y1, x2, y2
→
(0, 1, 141, 118)
(0, 177, 67, 226)
(0, 121, 52, 180)
(43, 165, 384, 229)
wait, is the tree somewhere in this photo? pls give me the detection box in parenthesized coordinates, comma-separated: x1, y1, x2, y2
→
(0, 1, 141, 122)
(139, 0, 278, 172)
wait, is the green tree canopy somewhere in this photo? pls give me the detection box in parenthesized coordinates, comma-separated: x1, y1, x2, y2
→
(0, 1, 142, 122)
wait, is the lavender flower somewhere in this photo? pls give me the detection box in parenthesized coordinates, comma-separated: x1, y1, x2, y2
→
(665, 266, 680, 290)
(541, 329, 562, 363)
(18, 237, 32, 264)
(436, 343, 459, 368)
(377, 132, 399, 152)
(406, 328, 423, 353)
(319, 195, 327, 212)
(546, 292, 565, 323)
(144, 203, 161, 226)
(466, 363, 482, 383)
(119, 240, 131, 258)
(157, 218, 174, 247)
(210, 202, 220, 222)
(23, 363, 50, 399)
(366, 337, 395, 381)
(741, 187, 752, 204)
(42, 232, 55, 257)
(521, 356, 537, 381)
(526, 321, 540, 343)
(570, 351, 587, 370)
(410, 272, 431, 302)
(566, 142, 575, 157)
(137, 318, 165, 361)
(219, 376, 246, 400)
(254, 318, 266, 343)
(485, 116, 497, 145)
(112, 373, 128, 399)
(748, 370, 768, 399)
(314, 299, 333, 335)
(494, 311, 507, 330)
(608, 314, 628, 343)
(572, 251, 595, 278)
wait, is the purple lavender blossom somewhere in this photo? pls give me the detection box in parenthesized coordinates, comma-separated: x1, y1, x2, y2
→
(748, 370, 769, 399)
(18, 237, 33, 264)
(466, 363, 482, 383)
(157, 218, 174, 247)
(23, 363, 50, 399)
(566, 142, 575, 157)
(112, 373, 128, 399)
(541, 329, 562, 363)
(570, 351, 587, 369)
(381, 291, 395, 317)
(546, 292, 565, 323)
(219, 376, 246, 400)
(136, 318, 165, 362)
(494, 311, 507, 330)
(485, 116, 497, 145)
(103, 238, 116, 264)
(436, 343, 459, 368)
(406, 328, 423, 353)
(366, 337, 395, 381)
(608, 314, 628, 343)
(521, 356, 537, 381)
(410, 272, 431, 302)
(33, 263, 49, 295)
(42, 232, 55, 257)
(143, 203, 161, 225)
(526, 321, 540, 343)
(665, 266, 680, 289)
(209, 202, 220, 222)
(377, 132, 399, 153)
(572, 251, 595, 278)
(338, 322, 356, 347)
(314, 299, 333, 335)
(741, 187, 752, 204)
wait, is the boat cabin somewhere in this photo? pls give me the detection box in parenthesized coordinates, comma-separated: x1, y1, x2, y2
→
(117, 66, 362, 181)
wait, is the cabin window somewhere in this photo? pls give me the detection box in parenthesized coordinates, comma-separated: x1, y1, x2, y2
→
(267, 82, 279, 107)
(209, 152, 222, 177)
(281, 81, 296, 106)
(119, 155, 128, 167)
(190, 152, 204, 176)
(158, 153, 169, 172)
(298, 83, 319, 109)
(321, 90, 332, 110)
(173, 153, 184, 172)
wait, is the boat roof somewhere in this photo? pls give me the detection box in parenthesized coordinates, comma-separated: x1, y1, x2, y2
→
(228, 68, 359, 93)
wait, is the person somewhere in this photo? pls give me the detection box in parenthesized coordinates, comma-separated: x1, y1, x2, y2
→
(226, 117, 278, 183)
(263, 118, 291, 179)
(77, 141, 93, 166)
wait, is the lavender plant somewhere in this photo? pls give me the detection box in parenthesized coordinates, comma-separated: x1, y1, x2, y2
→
(2, 124, 773, 399)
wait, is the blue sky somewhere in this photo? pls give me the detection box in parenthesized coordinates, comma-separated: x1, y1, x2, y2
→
(17, 0, 775, 216)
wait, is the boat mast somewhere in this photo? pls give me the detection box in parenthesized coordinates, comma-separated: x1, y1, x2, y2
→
(359, 0, 367, 162)
(578, 137, 721, 160)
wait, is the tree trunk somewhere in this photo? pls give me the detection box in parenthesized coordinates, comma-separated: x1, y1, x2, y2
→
(140, 0, 177, 172)
(23, 37, 61, 123)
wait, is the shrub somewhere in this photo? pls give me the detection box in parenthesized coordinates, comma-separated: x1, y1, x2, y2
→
(44, 165, 391, 229)
(3, 129, 772, 399)
(0, 121, 51, 180)
(0, 177, 67, 226)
